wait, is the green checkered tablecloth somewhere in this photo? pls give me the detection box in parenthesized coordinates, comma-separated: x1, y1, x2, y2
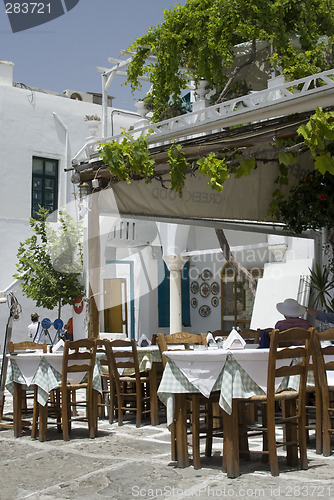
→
(6, 357, 102, 406)
(100, 346, 162, 376)
(158, 352, 301, 424)
(158, 358, 224, 426)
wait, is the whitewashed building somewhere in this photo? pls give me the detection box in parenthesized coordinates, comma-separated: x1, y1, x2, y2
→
(0, 59, 140, 344)
(70, 64, 334, 340)
(1, 56, 333, 346)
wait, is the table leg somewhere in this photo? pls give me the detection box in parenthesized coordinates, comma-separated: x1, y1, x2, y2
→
(149, 363, 159, 426)
(175, 393, 189, 468)
(222, 400, 240, 478)
(191, 394, 201, 469)
(38, 403, 48, 442)
(13, 382, 22, 438)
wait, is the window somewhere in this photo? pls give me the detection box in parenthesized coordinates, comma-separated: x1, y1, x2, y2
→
(32, 157, 58, 220)
(221, 263, 263, 334)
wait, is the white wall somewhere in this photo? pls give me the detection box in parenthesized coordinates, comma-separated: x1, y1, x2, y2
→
(0, 64, 139, 350)
(250, 258, 313, 330)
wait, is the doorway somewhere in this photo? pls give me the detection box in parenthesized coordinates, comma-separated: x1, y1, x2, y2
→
(104, 260, 135, 338)
(103, 278, 128, 335)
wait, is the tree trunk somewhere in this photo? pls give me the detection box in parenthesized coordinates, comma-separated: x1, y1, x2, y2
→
(216, 39, 257, 104)
(215, 228, 256, 296)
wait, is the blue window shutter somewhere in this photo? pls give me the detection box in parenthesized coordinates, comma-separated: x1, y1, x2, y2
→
(158, 261, 170, 327)
(158, 260, 190, 328)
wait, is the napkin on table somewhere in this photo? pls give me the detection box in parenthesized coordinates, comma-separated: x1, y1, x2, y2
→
(206, 332, 215, 344)
(52, 339, 64, 352)
(137, 334, 151, 347)
(223, 328, 246, 350)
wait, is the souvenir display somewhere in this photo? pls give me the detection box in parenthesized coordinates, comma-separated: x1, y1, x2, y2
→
(211, 296, 219, 307)
(211, 282, 220, 295)
(190, 281, 199, 294)
(201, 268, 213, 281)
(199, 305, 211, 317)
(191, 297, 198, 308)
(200, 282, 210, 297)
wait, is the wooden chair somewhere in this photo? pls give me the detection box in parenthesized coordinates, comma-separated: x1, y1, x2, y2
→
(158, 332, 207, 366)
(8, 341, 47, 433)
(211, 329, 226, 338)
(312, 328, 334, 456)
(157, 332, 220, 469)
(239, 329, 261, 344)
(304, 335, 323, 454)
(94, 339, 115, 423)
(228, 327, 313, 477)
(61, 339, 98, 440)
(33, 339, 98, 441)
(8, 341, 47, 353)
(109, 339, 150, 427)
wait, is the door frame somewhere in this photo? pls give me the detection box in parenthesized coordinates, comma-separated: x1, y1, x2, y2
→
(105, 260, 135, 339)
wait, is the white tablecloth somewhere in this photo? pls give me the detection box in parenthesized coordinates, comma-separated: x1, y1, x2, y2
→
(6, 352, 102, 405)
(163, 346, 294, 399)
(159, 347, 303, 423)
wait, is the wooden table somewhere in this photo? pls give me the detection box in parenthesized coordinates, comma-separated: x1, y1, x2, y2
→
(158, 347, 299, 477)
(6, 351, 102, 440)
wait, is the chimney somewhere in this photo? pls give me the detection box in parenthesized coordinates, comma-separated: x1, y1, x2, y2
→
(0, 60, 14, 86)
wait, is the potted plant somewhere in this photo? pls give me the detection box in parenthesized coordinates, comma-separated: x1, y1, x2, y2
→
(85, 114, 101, 137)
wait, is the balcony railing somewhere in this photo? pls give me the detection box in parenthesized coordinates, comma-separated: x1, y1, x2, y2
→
(72, 68, 334, 165)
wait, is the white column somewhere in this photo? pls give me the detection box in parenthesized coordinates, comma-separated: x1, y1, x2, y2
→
(163, 255, 188, 334)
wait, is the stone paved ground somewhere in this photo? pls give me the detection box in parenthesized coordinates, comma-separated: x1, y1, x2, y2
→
(1, 392, 334, 500)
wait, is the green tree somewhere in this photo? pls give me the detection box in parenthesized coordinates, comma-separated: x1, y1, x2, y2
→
(104, 1, 334, 296)
(126, 0, 334, 121)
(14, 207, 84, 319)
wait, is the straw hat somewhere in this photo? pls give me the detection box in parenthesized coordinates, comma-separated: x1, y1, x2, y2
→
(276, 298, 306, 318)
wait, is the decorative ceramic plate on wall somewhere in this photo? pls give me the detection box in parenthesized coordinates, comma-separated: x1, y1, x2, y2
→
(199, 305, 211, 317)
(200, 282, 210, 298)
(211, 296, 219, 307)
(191, 297, 198, 308)
(190, 281, 199, 294)
(201, 268, 213, 281)
(211, 282, 220, 295)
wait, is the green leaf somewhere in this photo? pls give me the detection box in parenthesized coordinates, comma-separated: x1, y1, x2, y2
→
(235, 157, 256, 177)
(277, 152, 297, 166)
(315, 154, 334, 175)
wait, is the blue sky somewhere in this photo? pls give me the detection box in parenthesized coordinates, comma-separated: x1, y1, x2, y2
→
(0, 0, 186, 110)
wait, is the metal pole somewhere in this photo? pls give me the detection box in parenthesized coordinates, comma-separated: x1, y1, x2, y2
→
(0, 296, 14, 419)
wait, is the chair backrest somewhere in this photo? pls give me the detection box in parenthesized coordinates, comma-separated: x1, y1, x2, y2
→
(8, 341, 47, 353)
(94, 338, 113, 377)
(211, 329, 226, 338)
(312, 329, 334, 407)
(267, 328, 314, 399)
(61, 339, 96, 389)
(239, 329, 261, 344)
(157, 332, 207, 367)
(108, 339, 140, 383)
